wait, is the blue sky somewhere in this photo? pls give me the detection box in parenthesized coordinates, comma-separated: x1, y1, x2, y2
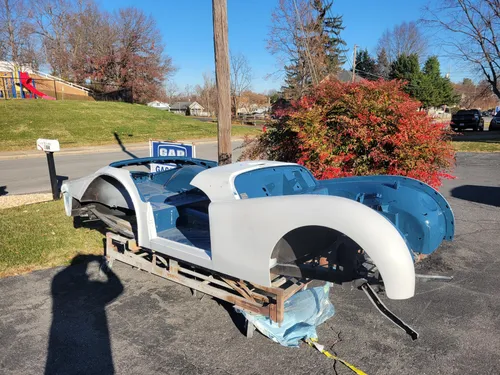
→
(101, 0, 466, 93)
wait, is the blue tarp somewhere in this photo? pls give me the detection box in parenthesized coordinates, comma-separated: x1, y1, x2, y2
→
(237, 283, 335, 347)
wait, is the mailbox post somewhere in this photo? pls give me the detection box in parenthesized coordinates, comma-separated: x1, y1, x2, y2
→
(36, 139, 61, 200)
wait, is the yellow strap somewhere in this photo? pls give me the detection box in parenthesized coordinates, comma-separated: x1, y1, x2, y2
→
(306, 339, 368, 375)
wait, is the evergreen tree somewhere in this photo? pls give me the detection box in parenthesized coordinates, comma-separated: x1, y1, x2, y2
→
(390, 54, 458, 108)
(390, 53, 422, 99)
(421, 56, 458, 107)
(356, 49, 377, 80)
(282, 57, 310, 99)
(375, 48, 390, 79)
(319, 1, 347, 74)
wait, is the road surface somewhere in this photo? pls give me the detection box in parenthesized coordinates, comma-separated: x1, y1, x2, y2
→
(0, 140, 244, 195)
(1, 153, 499, 375)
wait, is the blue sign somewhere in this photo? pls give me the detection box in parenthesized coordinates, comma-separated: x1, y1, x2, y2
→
(149, 140, 196, 173)
(150, 141, 194, 158)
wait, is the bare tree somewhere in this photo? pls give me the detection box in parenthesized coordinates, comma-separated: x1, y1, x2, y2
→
(376, 21, 427, 62)
(454, 78, 498, 108)
(0, 0, 39, 66)
(183, 84, 195, 100)
(423, 0, 500, 99)
(238, 90, 269, 114)
(230, 51, 252, 116)
(27, 1, 175, 102)
(112, 7, 175, 102)
(267, 0, 346, 99)
(165, 80, 179, 102)
(195, 72, 217, 116)
(30, 0, 76, 78)
(267, 0, 311, 74)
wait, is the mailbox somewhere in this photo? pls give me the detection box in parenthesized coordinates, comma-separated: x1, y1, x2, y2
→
(36, 138, 60, 200)
(37, 138, 60, 152)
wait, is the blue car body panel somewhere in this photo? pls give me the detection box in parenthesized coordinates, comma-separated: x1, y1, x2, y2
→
(233, 165, 454, 256)
(318, 176, 454, 255)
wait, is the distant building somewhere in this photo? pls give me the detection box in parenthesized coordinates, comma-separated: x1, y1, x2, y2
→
(147, 101, 170, 111)
(237, 105, 270, 116)
(170, 101, 205, 116)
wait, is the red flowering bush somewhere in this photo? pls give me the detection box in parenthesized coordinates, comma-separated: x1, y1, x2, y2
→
(241, 79, 455, 188)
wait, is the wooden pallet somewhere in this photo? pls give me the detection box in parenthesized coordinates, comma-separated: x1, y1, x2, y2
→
(105, 232, 311, 325)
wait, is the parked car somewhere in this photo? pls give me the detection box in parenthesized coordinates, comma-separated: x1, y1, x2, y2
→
(489, 112, 500, 131)
(62, 157, 454, 300)
(450, 109, 484, 131)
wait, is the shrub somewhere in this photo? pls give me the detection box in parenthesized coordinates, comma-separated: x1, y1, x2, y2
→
(241, 79, 455, 188)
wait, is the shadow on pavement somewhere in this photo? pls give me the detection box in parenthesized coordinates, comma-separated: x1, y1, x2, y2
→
(45, 254, 123, 375)
(451, 185, 500, 207)
(0, 185, 7, 196)
(114, 132, 138, 159)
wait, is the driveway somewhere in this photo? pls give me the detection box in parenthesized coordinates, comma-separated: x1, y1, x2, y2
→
(0, 153, 499, 375)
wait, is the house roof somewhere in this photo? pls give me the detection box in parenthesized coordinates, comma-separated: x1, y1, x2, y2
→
(171, 101, 204, 110)
(170, 102, 191, 110)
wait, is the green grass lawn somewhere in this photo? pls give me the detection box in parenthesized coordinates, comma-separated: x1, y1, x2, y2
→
(452, 140, 500, 152)
(0, 200, 104, 277)
(451, 129, 500, 152)
(0, 100, 260, 152)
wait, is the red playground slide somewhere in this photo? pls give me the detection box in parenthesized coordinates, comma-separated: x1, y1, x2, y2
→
(19, 72, 56, 100)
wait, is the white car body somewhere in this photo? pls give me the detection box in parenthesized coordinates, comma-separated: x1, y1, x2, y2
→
(62, 158, 455, 300)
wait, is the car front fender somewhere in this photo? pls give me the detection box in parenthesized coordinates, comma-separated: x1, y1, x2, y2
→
(208, 194, 415, 299)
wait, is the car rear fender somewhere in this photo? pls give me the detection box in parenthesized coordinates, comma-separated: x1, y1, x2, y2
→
(208, 194, 415, 299)
(317, 175, 454, 256)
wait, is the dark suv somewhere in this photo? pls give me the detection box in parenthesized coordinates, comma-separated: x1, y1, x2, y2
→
(450, 109, 484, 131)
(489, 112, 500, 131)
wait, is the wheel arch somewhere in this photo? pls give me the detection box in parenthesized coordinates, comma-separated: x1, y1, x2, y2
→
(64, 169, 151, 247)
(80, 174, 135, 210)
(271, 225, 348, 264)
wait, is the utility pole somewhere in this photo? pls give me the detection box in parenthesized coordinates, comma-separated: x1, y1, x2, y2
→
(212, 0, 232, 165)
(352, 44, 357, 83)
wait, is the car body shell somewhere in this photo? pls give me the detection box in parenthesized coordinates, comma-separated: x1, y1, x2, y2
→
(62, 157, 455, 300)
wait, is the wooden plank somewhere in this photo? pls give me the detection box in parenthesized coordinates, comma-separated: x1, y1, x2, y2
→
(271, 277, 287, 288)
(223, 278, 255, 302)
(179, 266, 232, 290)
(104, 232, 315, 324)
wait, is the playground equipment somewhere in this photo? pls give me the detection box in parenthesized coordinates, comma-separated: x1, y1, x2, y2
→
(19, 72, 56, 100)
(0, 71, 56, 100)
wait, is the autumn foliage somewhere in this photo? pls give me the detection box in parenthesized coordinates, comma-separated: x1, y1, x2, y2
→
(241, 79, 455, 188)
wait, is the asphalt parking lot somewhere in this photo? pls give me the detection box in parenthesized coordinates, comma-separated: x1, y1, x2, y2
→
(1, 152, 499, 375)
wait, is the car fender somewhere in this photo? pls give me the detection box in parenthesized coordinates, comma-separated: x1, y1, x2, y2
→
(208, 194, 415, 300)
(61, 167, 153, 248)
(318, 176, 454, 255)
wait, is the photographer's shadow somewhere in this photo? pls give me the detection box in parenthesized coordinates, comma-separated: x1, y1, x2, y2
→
(45, 254, 123, 375)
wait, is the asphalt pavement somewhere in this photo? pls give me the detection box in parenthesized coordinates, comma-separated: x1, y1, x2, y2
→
(0, 152, 499, 374)
(0, 140, 244, 195)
